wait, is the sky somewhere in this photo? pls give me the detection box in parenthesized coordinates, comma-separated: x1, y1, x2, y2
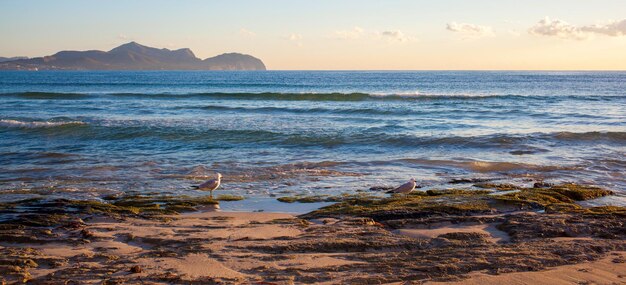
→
(1, 0, 625, 70)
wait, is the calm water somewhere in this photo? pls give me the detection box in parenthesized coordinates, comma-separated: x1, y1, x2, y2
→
(1, 71, 625, 209)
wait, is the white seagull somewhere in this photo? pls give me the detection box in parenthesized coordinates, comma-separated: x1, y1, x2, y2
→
(387, 178, 417, 196)
(191, 173, 222, 197)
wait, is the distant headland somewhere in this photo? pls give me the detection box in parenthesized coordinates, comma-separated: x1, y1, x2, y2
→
(0, 42, 266, 71)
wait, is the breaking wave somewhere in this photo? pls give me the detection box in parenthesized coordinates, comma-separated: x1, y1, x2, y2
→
(0, 119, 86, 129)
(2, 91, 620, 102)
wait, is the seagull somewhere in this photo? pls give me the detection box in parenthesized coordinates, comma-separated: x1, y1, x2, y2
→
(387, 178, 417, 196)
(191, 173, 222, 197)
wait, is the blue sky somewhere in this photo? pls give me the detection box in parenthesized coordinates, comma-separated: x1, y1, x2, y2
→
(1, 0, 625, 69)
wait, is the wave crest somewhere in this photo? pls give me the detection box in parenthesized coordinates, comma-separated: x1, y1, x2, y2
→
(3, 91, 614, 102)
(0, 119, 86, 128)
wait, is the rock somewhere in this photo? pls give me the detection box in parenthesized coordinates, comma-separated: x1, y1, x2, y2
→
(80, 229, 95, 239)
(533, 181, 554, 188)
(130, 265, 142, 273)
(449, 178, 498, 184)
(23, 259, 38, 268)
(368, 186, 394, 191)
(430, 237, 453, 247)
(344, 217, 377, 226)
(438, 232, 489, 241)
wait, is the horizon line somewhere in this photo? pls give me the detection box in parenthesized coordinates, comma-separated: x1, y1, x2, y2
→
(2, 69, 626, 72)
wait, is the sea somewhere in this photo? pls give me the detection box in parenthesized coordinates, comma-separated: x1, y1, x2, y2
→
(1, 71, 625, 211)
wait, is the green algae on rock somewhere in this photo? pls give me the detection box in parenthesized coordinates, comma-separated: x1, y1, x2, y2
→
(424, 189, 492, 196)
(277, 193, 375, 203)
(0, 194, 222, 227)
(0, 183, 624, 284)
(302, 183, 617, 220)
(473, 183, 521, 191)
(215, 194, 246, 201)
(301, 191, 492, 220)
(493, 183, 613, 209)
(277, 195, 341, 203)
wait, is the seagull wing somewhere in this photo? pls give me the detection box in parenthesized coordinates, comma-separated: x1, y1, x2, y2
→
(198, 179, 219, 190)
(389, 181, 415, 193)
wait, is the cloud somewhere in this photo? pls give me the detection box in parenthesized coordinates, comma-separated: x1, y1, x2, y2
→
(332, 27, 414, 42)
(117, 34, 134, 41)
(528, 17, 586, 39)
(381, 30, 410, 42)
(239, 28, 256, 38)
(581, 19, 626, 36)
(285, 33, 302, 41)
(446, 22, 495, 38)
(529, 17, 626, 40)
(333, 27, 365, 40)
(282, 33, 303, 47)
(507, 29, 522, 37)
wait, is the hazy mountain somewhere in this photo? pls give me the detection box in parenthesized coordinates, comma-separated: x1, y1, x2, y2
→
(0, 42, 266, 70)
(0, 56, 28, 63)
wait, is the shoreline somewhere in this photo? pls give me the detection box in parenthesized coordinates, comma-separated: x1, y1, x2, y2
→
(426, 251, 626, 285)
(1, 183, 625, 284)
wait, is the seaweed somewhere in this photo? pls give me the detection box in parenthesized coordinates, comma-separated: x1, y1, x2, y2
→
(0, 194, 223, 227)
(473, 183, 521, 191)
(301, 191, 493, 220)
(425, 189, 492, 196)
(277, 195, 341, 203)
(215, 194, 245, 201)
(301, 184, 617, 220)
(494, 183, 613, 208)
(276, 193, 374, 203)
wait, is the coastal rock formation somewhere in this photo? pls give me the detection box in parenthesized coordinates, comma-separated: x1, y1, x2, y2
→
(0, 42, 266, 71)
(0, 183, 624, 284)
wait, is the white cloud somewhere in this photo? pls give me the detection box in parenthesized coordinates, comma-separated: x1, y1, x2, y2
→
(117, 34, 134, 41)
(282, 33, 303, 47)
(239, 28, 256, 38)
(446, 22, 495, 38)
(507, 29, 522, 37)
(528, 17, 586, 40)
(581, 19, 626, 36)
(529, 17, 626, 40)
(381, 30, 410, 42)
(333, 27, 365, 40)
(332, 27, 414, 42)
(285, 33, 302, 41)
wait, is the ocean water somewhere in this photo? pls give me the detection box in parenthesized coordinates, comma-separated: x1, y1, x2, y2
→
(1, 71, 625, 209)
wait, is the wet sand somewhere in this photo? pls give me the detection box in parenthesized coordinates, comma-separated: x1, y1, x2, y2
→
(427, 252, 626, 285)
(1, 210, 624, 284)
(1, 183, 625, 284)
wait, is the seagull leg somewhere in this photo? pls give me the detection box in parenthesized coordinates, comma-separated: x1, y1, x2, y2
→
(210, 189, 214, 199)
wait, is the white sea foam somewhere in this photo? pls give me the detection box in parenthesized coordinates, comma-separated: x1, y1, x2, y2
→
(0, 119, 85, 128)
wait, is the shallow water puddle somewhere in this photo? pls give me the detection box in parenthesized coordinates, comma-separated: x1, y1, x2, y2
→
(393, 223, 510, 243)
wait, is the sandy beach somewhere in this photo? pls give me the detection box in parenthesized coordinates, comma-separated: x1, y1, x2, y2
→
(2, 1, 626, 283)
(427, 252, 626, 285)
(1, 183, 625, 284)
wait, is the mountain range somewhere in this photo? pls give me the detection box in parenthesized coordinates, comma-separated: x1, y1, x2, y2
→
(0, 42, 266, 71)
(0, 56, 28, 63)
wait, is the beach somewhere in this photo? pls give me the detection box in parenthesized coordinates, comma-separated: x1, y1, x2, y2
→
(2, 0, 626, 282)
(1, 71, 625, 283)
(1, 183, 625, 284)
